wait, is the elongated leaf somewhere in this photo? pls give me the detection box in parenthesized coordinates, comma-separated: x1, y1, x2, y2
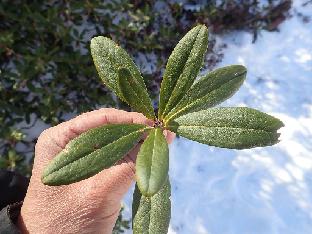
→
(136, 128, 169, 197)
(42, 124, 150, 185)
(118, 68, 155, 119)
(91, 36, 148, 103)
(133, 180, 171, 234)
(168, 107, 284, 149)
(164, 65, 246, 123)
(132, 183, 142, 228)
(158, 25, 208, 119)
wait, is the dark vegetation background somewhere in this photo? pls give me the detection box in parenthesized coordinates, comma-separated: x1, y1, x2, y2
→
(0, 0, 293, 232)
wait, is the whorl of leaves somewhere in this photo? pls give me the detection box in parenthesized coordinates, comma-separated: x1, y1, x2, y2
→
(1, 1, 291, 233)
(0, 0, 291, 175)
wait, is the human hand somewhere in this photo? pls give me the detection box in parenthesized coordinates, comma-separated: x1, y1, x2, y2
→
(18, 108, 175, 233)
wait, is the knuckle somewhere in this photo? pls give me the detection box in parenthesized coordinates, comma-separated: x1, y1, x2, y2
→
(37, 128, 51, 144)
(35, 128, 53, 153)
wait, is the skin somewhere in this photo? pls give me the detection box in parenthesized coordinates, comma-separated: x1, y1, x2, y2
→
(18, 108, 175, 234)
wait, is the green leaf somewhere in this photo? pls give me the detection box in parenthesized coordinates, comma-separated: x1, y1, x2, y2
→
(158, 25, 208, 119)
(90, 36, 148, 103)
(136, 128, 169, 197)
(132, 183, 142, 227)
(118, 68, 155, 119)
(133, 180, 171, 234)
(164, 65, 246, 123)
(168, 107, 284, 149)
(42, 124, 150, 185)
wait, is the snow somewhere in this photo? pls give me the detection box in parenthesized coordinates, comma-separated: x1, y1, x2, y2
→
(123, 1, 312, 233)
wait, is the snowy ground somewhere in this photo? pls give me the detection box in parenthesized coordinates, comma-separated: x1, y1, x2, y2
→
(123, 1, 312, 234)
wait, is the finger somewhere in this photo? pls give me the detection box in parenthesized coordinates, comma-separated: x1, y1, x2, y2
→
(163, 129, 176, 144)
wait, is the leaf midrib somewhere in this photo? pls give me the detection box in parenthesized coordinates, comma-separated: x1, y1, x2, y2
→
(138, 196, 157, 233)
(168, 125, 277, 134)
(146, 129, 157, 194)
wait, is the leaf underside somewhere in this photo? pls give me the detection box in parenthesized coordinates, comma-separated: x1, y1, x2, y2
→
(168, 107, 284, 149)
(158, 24, 208, 120)
(42, 124, 149, 185)
(132, 180, 171, 234)
(118, 68, 155, 119)
(164, 65, 247, 123)
(136, 128, 169, 197)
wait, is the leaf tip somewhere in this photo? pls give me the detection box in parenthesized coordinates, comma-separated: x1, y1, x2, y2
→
(277, 119, 285, 129)
(41, 167, 60, 186)
(41, 174, 53, 186)
(196, 24, 209, 39)
(90, 36, 103, 48)
(195, 24, 208, 30)
(135, 176, 151, 197)
(231, 64, 247, 79)
(267, 113, 284, 132)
